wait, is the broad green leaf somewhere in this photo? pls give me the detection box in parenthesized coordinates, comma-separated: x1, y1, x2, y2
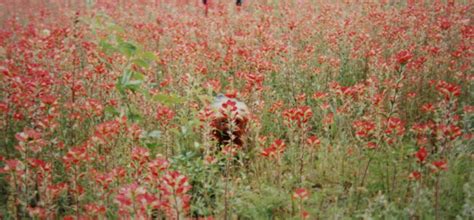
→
(118, 42, 137, 58)
(117, 70, 145, 93)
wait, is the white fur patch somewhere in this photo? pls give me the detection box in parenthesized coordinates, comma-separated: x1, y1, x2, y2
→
(211, 94, 249, 118)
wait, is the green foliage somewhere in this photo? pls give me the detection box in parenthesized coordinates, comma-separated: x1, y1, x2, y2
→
(152, 93, 185, 106)
(0, 1, 472, 219)
(234, 186, 290, 219)
(116, 70, 144, 94)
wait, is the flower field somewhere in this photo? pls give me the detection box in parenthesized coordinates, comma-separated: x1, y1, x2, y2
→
(0, 0, 473, 219)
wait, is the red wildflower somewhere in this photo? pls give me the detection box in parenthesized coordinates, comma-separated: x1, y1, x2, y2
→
(306, 136, 321, 146)
(39, 94, 57, 105)
(431, 160, 448, 172)
(148, 156, 169, 178)
(261, 139, 286, 159)
(408, 171, 422, 180)
(115, 183, 159, 217)
(222, 99, 238, 113)
(156, 106, 175, 126)
(464, 105, 474, 114)
(282, 106, 313, 127)
(63, 146, 88, 166)
(131, 146, 150, 164)
(292, 188, 310, 200)
(0, 159, 24, 173)
(385, 117, 406, 136)
(353, 120, 376, 138)
(415, 147, 428, 163)
(395, 50, 413, 65)
(435, 80, 461, 100)
(84, 203, 107, 216)
(27, 207, 46, 219)
(159, 171, 192, 219)
(439, 17, 452, 30)
(421, 103, 434, 113)
(301, 210, 310, 219)
(312, 92, 328, 100)
(367, 142, 377, 149)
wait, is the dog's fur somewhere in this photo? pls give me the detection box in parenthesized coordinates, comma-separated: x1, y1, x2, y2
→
(209, 94, 249, 148)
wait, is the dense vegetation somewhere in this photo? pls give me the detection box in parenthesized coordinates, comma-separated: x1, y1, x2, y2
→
(0, 0, 473, 219)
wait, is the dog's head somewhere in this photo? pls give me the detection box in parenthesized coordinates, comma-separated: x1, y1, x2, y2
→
(209, 94, 249, 147)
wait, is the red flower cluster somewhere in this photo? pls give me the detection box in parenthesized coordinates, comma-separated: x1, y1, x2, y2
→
(156, 105, 175, 126)
(434, 80, 461, 100)
(261, 139, 286, 159)
(353, 120, 376, 138)
(395, 49, 413, 65)
(282, 106, 313, 128)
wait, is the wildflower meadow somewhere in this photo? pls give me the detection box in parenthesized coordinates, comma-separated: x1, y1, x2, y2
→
(0, 0, 473, 219)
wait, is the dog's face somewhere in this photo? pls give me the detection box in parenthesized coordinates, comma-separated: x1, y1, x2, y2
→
(210, 94, 249, 147)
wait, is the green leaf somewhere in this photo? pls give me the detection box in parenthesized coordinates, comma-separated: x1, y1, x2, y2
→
(131, 71, 145, 81)
(117, 70, 144, 93)
(152, 93, 185, 106)
(116, 78, 125, 95)
(126, 80, 143, 86)
(120, 70, 132, 85)
(145, 143, 159, 151)
(127, 110, 142, 122)
(104, 106, 119, 116)
(118, 42, 137, 58)
(128, 113, 141, 122)
(141, 51, 157, 62)
(99, 39, 115, 54)
(133, 59, 149, 68)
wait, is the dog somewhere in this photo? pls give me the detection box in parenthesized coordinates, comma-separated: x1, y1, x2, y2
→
(209, 94, 249, 148)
